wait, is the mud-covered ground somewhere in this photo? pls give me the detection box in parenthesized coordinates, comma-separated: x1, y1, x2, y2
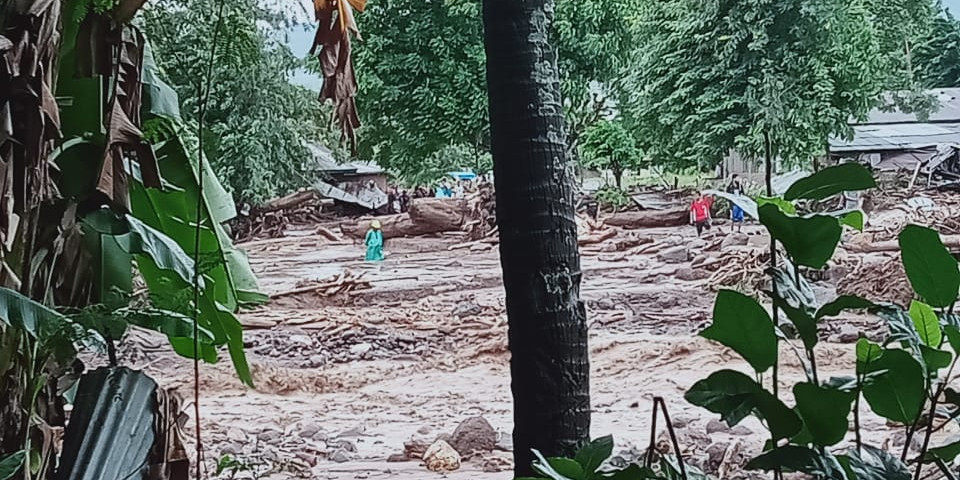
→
(117, 221, 957, 479)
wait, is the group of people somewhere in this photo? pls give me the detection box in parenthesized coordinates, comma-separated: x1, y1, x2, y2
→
(385, 178, 486, 214)
(689, 174, 746, 237)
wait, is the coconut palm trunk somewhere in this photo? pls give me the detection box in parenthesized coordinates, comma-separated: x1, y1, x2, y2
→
(481, 0, 591, 476)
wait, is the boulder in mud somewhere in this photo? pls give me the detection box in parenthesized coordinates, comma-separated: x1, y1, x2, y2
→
(676, 266, 711, 282)
(423, 440, 461, 472)
(720, 233, 749, 250)
(450, 416, 497, 455)
(657, 246, 690, 264)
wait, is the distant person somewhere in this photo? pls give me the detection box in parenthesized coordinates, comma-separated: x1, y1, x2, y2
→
(726, 174, 745, 232)
(690, 192, 713, 237)
(387, 187, 399, 214)
(365, 220, 384, 262)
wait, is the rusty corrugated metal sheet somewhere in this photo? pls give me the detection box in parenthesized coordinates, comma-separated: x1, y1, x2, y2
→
(56, 367, 158, 480)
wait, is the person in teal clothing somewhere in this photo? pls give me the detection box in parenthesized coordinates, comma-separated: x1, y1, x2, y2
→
(365, 220, 384, 261)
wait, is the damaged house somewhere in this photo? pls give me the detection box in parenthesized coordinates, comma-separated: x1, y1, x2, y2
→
(829, 88, 960, 185)
(308, 144, 389, 211)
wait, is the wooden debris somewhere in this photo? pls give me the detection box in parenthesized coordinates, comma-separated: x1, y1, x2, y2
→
(272, 270, 371, 298)
(603, 208, 689, 229)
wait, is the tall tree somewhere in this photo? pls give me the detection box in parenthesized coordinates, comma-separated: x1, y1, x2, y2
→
(354, 0, 634, 181)
(623, 0, 887, 170)
(916, 6, 960, 88)
(482, 0, 590, 476)
(142, 0, 343, 205)
(580, 119, 640, 189)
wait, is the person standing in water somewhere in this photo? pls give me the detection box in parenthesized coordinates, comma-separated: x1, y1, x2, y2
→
(365, 220, 384, 261)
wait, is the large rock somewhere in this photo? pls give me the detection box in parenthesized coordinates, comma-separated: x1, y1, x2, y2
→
(450, 416, 497, 455)
(657, 246, 690, 264)
(423, 440, 461, 472)
(720, 233, 749, 250)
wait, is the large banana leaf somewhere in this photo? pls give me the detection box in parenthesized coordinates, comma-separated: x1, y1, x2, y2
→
(0, 288, 70, 339)
(141, 40, 181, 122)
(130, 130, 266, 309)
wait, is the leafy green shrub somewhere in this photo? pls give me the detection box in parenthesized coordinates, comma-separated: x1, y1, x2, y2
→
(517, 435, 710, 480)
(687, 164, 960, 478)
(595, 186, 631, 210)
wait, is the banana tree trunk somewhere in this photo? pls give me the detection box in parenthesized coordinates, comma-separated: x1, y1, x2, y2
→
(481, 0, 590, 476)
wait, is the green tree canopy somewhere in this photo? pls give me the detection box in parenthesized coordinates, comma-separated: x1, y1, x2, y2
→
(142, 0, 342, 205)
(580, 119, 640, 188)
(352, 0, 489, 180)
(352, 0, 636, 181)
(916, 6, 960, 87)
(622, 0, 887, 170)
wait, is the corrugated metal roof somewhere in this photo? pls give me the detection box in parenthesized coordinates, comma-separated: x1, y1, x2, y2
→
(857, 88, 960, 124)
(830, 123, 960, 153)
(56, 368, 158, 480)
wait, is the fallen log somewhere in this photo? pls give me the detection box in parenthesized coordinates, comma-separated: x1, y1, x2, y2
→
(407, 197, 468, 228)
(603, 208, 688, 229)
(261, 189, 320, 212)
(845, 235, 960, 253)
(314, 225, 342, 242)
(341, 214, 456, 239)
(578, 229, 617, 246)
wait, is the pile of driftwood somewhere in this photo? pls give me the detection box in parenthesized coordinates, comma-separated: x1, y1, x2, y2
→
(837, 254, 913, 306)
(273, 270, 371, 299)
(232, 190, 334, 243)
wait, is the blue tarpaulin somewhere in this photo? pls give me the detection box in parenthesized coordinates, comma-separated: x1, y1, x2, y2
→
(448, 171, 477, 181)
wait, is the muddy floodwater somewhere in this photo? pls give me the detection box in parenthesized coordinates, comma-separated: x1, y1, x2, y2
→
(111, 223, 956, 479)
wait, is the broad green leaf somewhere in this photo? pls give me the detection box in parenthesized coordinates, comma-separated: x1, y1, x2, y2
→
(840, 445, 910, 480)
(82, 209, 200, 288)
(759, 204, 842, 269)
(839, 210, 864, 231)
(0, 287, 70, 339)
(909, 301, 942, 348)
(574, 435, 613, 476)
(686, 370, 761, 427)
(142, 40, 182, 121)
(532, 449, 581, 480)
(944, 325, 960, 354)
(772, 296, 818, 351)
(924, 439, 960, 462)
(746, 446, 847, 478)
(793, 383, 855, 446)
(169, 336, 219, 363)
(605, 464, 661, 479)
(920, 345, 953, 372)
(816, 295, 876, 320)
(756, 196, 796, 215)
(783, 163, 876, 201)
(856, 338, 883, 371)
(0, 451, 24, 480)
(899, 225, 960, 308)
(861, 349, 925, 423)
(701, 290, 777, 373)
(685, 370, 801, 440)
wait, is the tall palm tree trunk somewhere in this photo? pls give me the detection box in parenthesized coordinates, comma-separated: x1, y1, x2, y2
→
(481, 0, 590, 476)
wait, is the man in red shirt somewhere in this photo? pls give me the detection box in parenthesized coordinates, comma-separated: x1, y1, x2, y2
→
(690, 192, 713, 237)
